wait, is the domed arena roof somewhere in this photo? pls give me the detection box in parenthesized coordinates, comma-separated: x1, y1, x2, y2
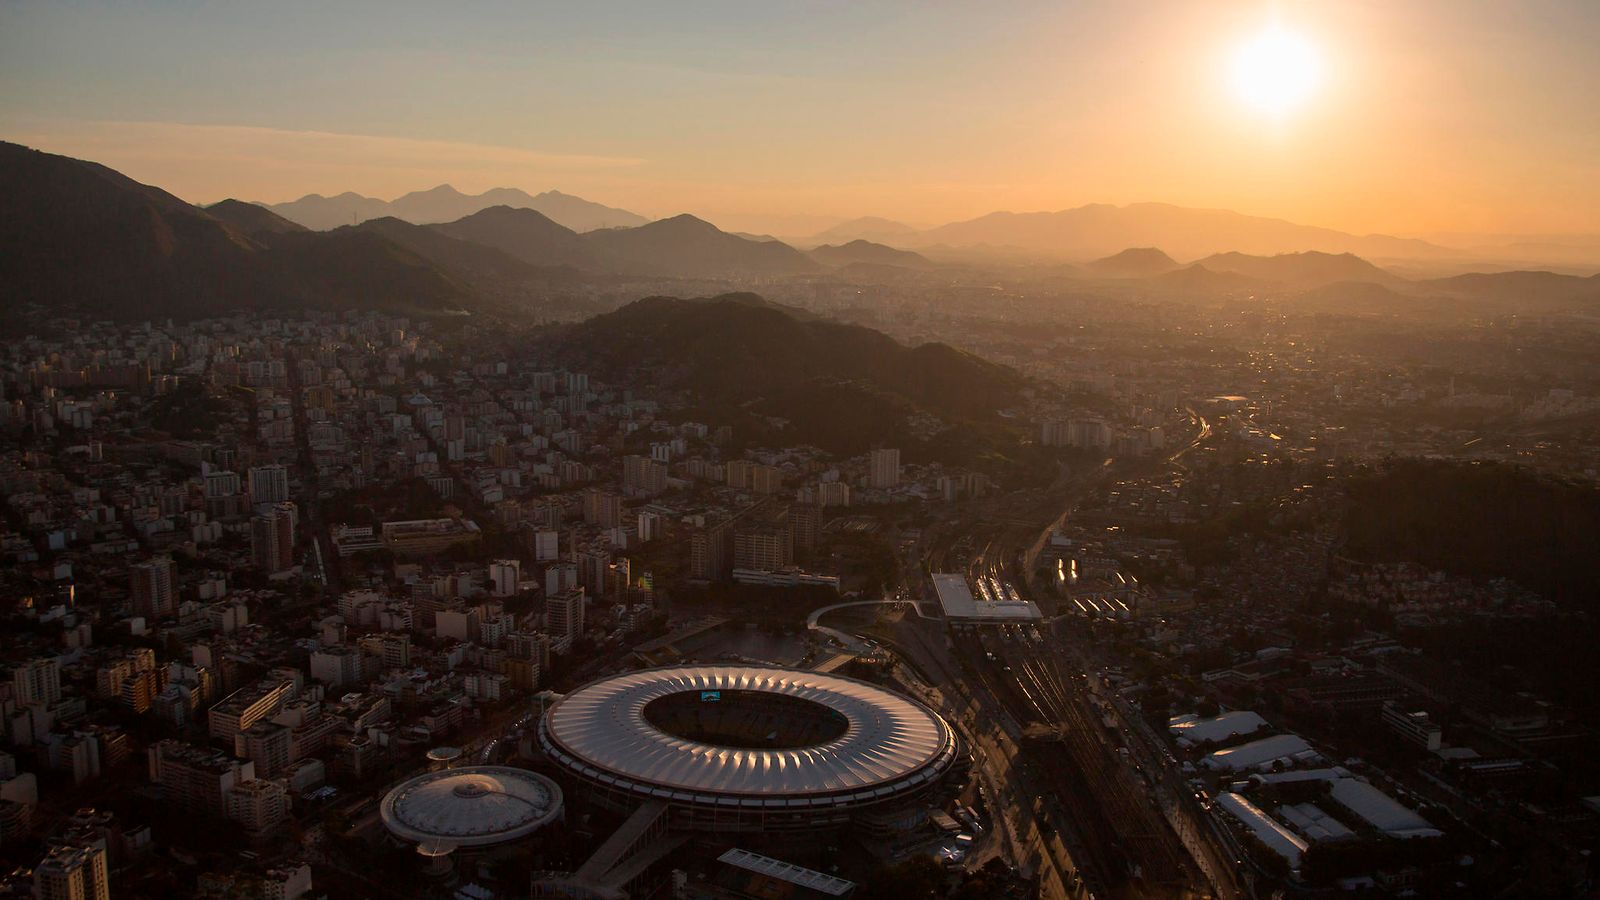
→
(540, 665, 958, 810)
(380, 765, 563, 847)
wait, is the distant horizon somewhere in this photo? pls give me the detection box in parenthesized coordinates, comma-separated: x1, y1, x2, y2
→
(245, 178, 1600, 251)
(9, 127, 1599, 250)
(4, 2, 1598, 241)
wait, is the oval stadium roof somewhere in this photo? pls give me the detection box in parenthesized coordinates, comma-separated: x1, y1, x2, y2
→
(541, 665, 956, 805)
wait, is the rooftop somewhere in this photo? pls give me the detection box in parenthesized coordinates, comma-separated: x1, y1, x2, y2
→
(931, 573, 1042, 622)
(542, 665, 956, 803)
(379, 765, 563, 848)
(718, 848, 856, 896)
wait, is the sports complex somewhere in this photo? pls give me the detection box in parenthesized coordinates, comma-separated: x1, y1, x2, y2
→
(537, 664, 962, 833)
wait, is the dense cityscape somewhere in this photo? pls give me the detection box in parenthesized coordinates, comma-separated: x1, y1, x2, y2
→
(3, 3, 1600, 899)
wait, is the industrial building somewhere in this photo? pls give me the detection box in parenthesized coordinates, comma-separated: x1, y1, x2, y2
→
(930, 573, 1042, 626)
(1201, 733, 1317, 773)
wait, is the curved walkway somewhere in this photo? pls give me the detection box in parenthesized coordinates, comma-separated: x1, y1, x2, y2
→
(806, 597, 934, 653)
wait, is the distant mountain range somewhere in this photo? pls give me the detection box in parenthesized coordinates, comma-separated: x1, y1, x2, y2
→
(809, 216, 921, 246)
(584, 214, 818, 278)
(904, 202, 1454, 262)
(432, 205, 600, 270)
(1194, 250, 1404, 288)
(0, 143, 835, 317)
(1085, 247, 1179, 278)
(3, 141, 1597, 322)
(0, 141, 468, 318)
(1108, 249, 1600, 315)
(262, 184, 648, 232)
(808, 240, 933, 270)
(254, 179, 1600, 269)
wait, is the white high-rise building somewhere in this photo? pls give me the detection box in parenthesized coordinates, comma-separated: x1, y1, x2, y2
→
(12, 657, 62, 707)
(227, 778, 291, 836)
(489, 560, 521, 597)
(546, 588, 586, 649)
(251, 503, 297, 574)
(533, 529, 559, 562)
(33, 843, 109, 900)
(248, 464, 291, 506)
(204, 469, 242, 499)
(869, 448, 901, 489)
(544, 562, 577, 596)
(309, 647, 363, 688)
(130, 556, 175, 620)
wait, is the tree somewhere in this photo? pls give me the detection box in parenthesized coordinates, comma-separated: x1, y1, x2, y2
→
(860, 857, 946, 899)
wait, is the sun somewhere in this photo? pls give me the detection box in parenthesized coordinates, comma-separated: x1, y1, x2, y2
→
(1231, 25, 1322, 117)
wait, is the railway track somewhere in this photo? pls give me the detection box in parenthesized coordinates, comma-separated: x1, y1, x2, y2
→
(960, 633, 1202, 899)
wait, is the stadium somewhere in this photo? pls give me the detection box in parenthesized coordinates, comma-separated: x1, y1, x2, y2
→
(379, 765, 564, 852)
(538, 665, 962, 833)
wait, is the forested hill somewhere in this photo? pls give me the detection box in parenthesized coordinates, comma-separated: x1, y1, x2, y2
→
(1343, 459, 1600, 610)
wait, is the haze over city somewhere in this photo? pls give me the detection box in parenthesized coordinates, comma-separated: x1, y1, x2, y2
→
(2, 3, 1599, 900)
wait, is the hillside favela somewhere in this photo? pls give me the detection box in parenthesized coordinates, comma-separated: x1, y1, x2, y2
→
(1, 3, 1599, 899)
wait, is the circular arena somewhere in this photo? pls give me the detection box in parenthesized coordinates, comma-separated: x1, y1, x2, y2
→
(379, 765, 564, 850)
(538, 665, 960, 832)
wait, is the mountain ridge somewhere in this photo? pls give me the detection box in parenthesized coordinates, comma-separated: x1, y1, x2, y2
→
(263, 184, 648, 232)
(809, 239, 933, 270)
(1086, 247, 1179, 278)
(582, 214, 819, 277)
(552, 293, 1023, 455)
(0, 141, 466, 318)
(910, 202, 1457, 262)
(432, 205, 599, 270)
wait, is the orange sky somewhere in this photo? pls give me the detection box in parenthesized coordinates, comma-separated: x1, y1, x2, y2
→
(2, 1, 1596, 238)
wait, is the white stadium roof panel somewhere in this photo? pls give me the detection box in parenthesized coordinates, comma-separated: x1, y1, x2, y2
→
(541, 665, 957, 805)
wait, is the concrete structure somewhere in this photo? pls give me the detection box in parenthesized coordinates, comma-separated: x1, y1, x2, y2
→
(248, 464, 291, 505)
(547, 588, 585, 650)
(868, 448, 900, 489)
(381, 518, 481, 556)
(539, 665, 959, 833)
(208, 679, 295, 742)
(251, 502, 296, 574)
(12, 657, 62, 707)
(1168, 710, 1268, 746)
(33, 843, 110, 900)
(731, 568, 840, 590)
(129, 556, 175, 619)
(379, 765, 563, 849)
(1326, 778, 1442, 839)
(716, 848, 855, 898)
(930, 573, 1041, 625)
(533, 529, 559, 561)
(227, 777, 291, 836)
(148, 740, 256, 817)
(1201, 734, 1316, 773)
(489, 559, 521, 597)
(1215, 792, 1307, 870)
(1381, 702, 1443, 751)
(816, 481, 851, 508)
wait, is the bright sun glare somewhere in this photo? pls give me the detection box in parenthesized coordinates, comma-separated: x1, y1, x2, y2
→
(1231, 26, 1322, 117)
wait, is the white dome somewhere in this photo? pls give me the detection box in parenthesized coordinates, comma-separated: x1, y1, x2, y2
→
(380, 766, 562, 847)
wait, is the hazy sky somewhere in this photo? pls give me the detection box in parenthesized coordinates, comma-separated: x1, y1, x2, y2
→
(2, 1, 1597, 237)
